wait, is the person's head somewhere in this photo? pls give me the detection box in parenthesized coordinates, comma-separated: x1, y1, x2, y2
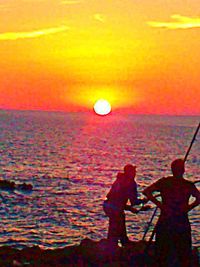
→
(171, 158, 185, 178)
(124, 164, 136, 179)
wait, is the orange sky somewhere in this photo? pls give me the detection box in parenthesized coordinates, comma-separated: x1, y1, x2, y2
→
(0, 0, 200, 115)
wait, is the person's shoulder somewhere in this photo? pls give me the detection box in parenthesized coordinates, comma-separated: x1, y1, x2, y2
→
(117, 172, 124, 179)
(182, 179, 195, 187)
(182, 179, 199, 194)
(165, 176, 173, 180)
(182, 178, 192, 183)
(114, 172, 125, 185)
(158, 176, 172, 183)
(155, 176, 173, 187)
(116, 172, 125, 183)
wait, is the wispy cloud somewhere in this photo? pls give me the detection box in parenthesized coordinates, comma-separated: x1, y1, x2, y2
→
(0, 3, 10, 10)
(60, 0, 83, 5)
(147, 15, 200, 29)
(0, 25, 69, 41)
(94, 13, 106, 23)
(22, 0, 46, 2)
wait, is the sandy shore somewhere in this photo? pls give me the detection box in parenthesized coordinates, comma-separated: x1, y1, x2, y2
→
(0, 239, 199, 267)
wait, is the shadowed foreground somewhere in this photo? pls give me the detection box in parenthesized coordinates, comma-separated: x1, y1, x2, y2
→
(0, 239, 199, 267)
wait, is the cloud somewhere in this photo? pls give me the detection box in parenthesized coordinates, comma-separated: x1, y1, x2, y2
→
(22, 0, 46, 2)
(0, 4, 9, 10)
(60, 0, 83, 4)
(0, 25, 69, 41)
(147, 15, 200, 29)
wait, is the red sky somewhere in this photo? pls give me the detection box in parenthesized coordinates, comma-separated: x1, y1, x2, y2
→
(0, 0, 200, 115)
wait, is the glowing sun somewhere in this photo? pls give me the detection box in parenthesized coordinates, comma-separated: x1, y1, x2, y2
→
(93, 99, 112, 116)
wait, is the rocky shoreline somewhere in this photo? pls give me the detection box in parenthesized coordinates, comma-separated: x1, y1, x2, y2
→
(0, 239, 199, 267)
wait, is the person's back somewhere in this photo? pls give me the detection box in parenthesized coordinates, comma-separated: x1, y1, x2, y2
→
(143, 159, 200, 267)
(157, 176, 196, 218)
(106, 172, 137, 212)
(103, 164, 140, 248)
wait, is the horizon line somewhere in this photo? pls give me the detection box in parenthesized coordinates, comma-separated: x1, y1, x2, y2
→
(0, 107, 199, 117)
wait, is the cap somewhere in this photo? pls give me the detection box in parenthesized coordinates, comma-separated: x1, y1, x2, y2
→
(124, 164, 136, 174)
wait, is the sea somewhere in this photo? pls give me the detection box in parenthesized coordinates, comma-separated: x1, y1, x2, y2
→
(0, 110, 199, 249)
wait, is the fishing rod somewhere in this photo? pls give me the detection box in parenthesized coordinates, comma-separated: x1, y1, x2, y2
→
(143, 121, 200, 243)
(142, 205, 157, 241)
(184, 122, 200, 162)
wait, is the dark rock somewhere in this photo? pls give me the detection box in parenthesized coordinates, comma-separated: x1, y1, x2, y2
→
(0, 180, 15, 191)
(0, 179, 33, 192)
(17, 183, 33, 191)
(0, 240, 198, 267)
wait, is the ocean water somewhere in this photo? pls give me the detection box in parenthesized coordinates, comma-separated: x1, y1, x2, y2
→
(0, 110, 199, 249)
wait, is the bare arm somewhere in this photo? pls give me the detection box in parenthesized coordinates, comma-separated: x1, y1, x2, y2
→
(129, 181, 141, 206)
(143, 183, 162, 209)
(187, 186, 200, 212)
(124, 205, 139, 213)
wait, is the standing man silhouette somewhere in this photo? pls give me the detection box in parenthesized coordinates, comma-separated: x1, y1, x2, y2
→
(103, 164, 143, 248)
(143, 159, 200, 267)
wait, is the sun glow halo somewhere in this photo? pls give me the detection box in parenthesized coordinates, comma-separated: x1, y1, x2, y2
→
(93, 99, 112, 116)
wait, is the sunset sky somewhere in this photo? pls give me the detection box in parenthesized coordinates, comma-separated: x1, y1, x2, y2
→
(0, 0, 200, 115)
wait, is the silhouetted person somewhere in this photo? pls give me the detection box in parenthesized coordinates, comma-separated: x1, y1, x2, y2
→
(143, 159, 200, 267)
(103, 164, 143, 248)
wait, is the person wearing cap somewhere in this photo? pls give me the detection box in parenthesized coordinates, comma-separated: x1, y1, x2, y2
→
(103, 164, 144, 248)
(143, 159, 200, 267)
